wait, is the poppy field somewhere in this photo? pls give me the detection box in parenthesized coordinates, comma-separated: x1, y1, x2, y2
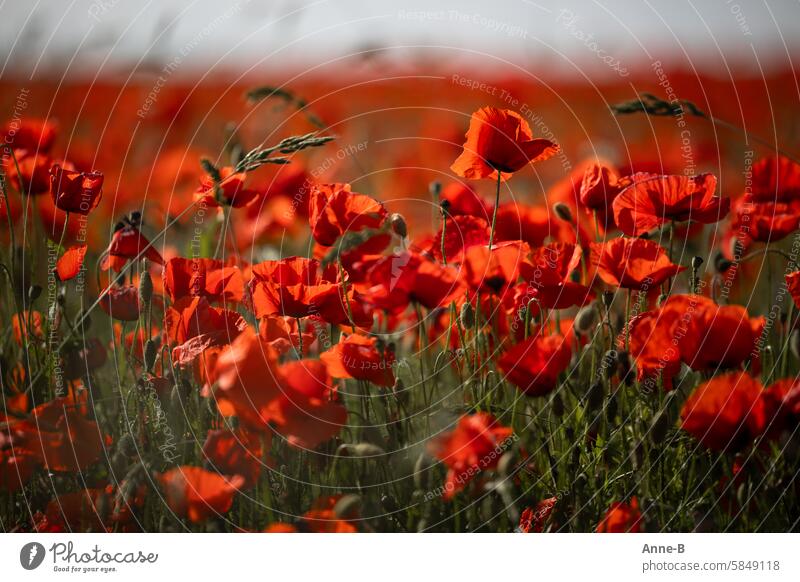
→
(1, 68, 800, 534)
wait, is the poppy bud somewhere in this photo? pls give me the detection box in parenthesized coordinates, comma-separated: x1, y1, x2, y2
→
(553, 202, 573, 223)
(343, 442, 385, 457)
(390, 213, 407, 238)
(429, 180, 442, 199)
(439, 198, 451, 214)
(138, 269, 153, 305)
(460, 301, 475, 329)
(573, 305, 597, 334)
(144, 339, 158, 373)
(586, 381, 604, 411)
(791, 329, 800, 360)
(28, 285, 42, 302)
(691, 256, 704, 270)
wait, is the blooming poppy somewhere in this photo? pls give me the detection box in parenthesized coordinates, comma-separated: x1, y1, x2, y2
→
(258, 315, 316, 355)
(364, 251, 464, 315)
(497, 333, 572, 396)
(164, 296, 247, 364)
(49, 164, 104, 215)
(428, 412, 513, 500)
(787, 270, 800, 308)
(590, 237, 685, 291)
(579, 162, 632, 230)
(164, 257, 244, 304)
(101, 220, 164, 271)
(520, 242, 593, 308)
(300, 495, 358, 533)
(320, 333, 395, 387)
(202, 428, 269, 489)
(597, 498, 642, 532)
(55, 244, 88, 282)
(196, 166, 261, 208)
(450, 107, 559, 181)
(731, 197, 800, 243)
(308, 182, 387, 247)
(460, 241, 531, 294)
(250, 256, 372, 327)
(750, 156, 800, 202)
(2, 118, 57, 153)
(440, 182, 490, 217)
(269, 359, 347, 449)
(12, 310, 44, 345)
(612, 173, 727, 236)
(4, 150, 53, 195)
(99, 285, 140, 321)
(158, 466, 244, 523)
(681, 372, 767, 451)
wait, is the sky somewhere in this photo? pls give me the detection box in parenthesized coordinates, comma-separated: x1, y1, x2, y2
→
(0, 0, 798, 80)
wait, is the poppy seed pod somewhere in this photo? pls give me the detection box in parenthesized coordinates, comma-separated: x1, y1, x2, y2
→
(138, 269, 153, 305)
(460, 301, 475, 329)
(691, 256, 704, 270)
(144, 339, 158, 372)
(553, 202, 573, 223)
(602, 290, 615, 310)
(28, 285, 42, 302)
(390, 213, 407, 238)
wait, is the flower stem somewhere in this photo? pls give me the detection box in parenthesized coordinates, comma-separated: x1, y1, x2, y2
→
(488, 172, 502, 248)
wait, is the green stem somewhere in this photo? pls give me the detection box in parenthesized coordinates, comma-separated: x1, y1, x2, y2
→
(488, 172, 502, 248)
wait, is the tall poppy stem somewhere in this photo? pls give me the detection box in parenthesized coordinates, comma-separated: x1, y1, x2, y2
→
(488, 172, 502, 248)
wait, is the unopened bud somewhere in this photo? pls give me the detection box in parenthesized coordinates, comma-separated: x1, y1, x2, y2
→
(553, 202, 573, 223)
(460, 301, 475, 329)
(602, 290, 615, 310)
(691, 256, 704, 271)
(144, 339, 159, 373)
(28, 285, 42, 302)
(429, 181, 442, 199)
(138, 270, 153, 305)
(390, 213, 407, 238)
(573, 305, 597, 334)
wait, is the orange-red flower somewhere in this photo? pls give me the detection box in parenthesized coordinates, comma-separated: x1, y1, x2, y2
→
(428, 413, 513, 500)
(4, 150, 53, 195)
(196, 166, 261, 208)
(99, 285, 141, 321)
(519, 497, 558, 533)
(731, 197, 800, 243)
(597, 498, 642, 532)
(751, 156, 800, 202)
(579, 162, 632, 229)
(364, 251, 464, 314)
(787, 270, 800, 308)
(520, 242, 593, 308)
(612, 173, 727, 236)
(164, 257, 244, 304)
(2, 118, 57, 153)
(101, 221, 164, 271)
(460, 241, 531, 294)
(440, 182, 490, 217)
(308, 182, 387, 246)
(202, 428, 269, 489)
(164, 296, 247, 364)
(49, 164, 103, 215)
(429, 215, 490, 263)
(450, 107, 559, 181)
(158, 466, 244, 523)
(250, 256, 371, 327)
(320, 333, 395, 387)
(497, 334, 572, 396)
(55, 244, 88, 282)
(590, 237, 685, 290)
(681, 372, 767, 451)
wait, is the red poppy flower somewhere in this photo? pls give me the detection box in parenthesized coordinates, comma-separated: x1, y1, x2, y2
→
(308, 182, 387, 247)
(497, 333, 572, 396)
(165, 296, 247, 364)
(250, 256, 372, 327)
(164, 257, 244, 304)
(158, 466, 244, 523)
(681, 372, 767, 451)
(196, 166, 261, 208)
(49, 164, 103, 215)
(55, 244, 88, 282)
(2, 118, 57, 153)
(731, 197, 800, 243)
(207, 329, 284, 428)
(590, 237, 685, 291)
(268, 359, 347, 449)
(493, 203, 573, 247)
(460, 241, 531, 294)
(364, 251, 464, 315)
(4, 150, 53, 195)
(99, 285, 140, 321)
(428, 215, 490, 263)
(101, 224, 164, 271)
(519, 496, 558, 533)
(450, 107, 559, 181)
(597, 498, 642, 532)
(612, 173, 727, 236)
(301, 495, 358, 533)
(202, 428, 269, 489)
(520, 242, 593, 308)
(751, 156, 800, 202)
(428, 412, 513, 500)
(258, 315, 316, 355)
(579, 163, 632, 230)
(320, 333, 395, 387)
